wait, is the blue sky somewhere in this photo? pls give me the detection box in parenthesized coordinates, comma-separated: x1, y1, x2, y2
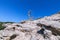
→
(0, 0, 60, 22)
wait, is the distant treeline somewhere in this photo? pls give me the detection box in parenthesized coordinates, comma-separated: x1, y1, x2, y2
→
(0, 22, 14, 30)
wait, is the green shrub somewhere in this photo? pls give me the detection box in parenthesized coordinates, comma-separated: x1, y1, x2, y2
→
(0, 22, 5, 30)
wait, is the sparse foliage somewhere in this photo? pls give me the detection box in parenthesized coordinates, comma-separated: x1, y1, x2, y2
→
(28, 10, 33, 20)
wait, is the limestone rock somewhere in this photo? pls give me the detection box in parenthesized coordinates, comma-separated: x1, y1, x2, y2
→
(0, 13, 60, 40)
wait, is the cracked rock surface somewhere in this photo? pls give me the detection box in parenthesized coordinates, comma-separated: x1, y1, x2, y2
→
(0, 13, 60, 40)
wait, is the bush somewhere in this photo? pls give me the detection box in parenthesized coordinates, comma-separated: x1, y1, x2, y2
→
(0, 22, 6, 30)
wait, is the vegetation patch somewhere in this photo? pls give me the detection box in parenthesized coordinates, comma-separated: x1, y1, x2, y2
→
(0, 22, 14, 30)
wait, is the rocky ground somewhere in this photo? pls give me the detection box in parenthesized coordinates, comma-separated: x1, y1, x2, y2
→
(0, 12, 60, 40)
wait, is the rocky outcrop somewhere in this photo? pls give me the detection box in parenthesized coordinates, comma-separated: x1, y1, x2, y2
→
(0, 12, 60, 40)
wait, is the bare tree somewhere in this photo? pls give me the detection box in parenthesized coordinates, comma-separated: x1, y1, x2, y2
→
(28, 10, 33, 20)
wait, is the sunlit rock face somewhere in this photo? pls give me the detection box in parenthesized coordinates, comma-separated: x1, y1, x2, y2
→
(0, 12, 60, 40)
